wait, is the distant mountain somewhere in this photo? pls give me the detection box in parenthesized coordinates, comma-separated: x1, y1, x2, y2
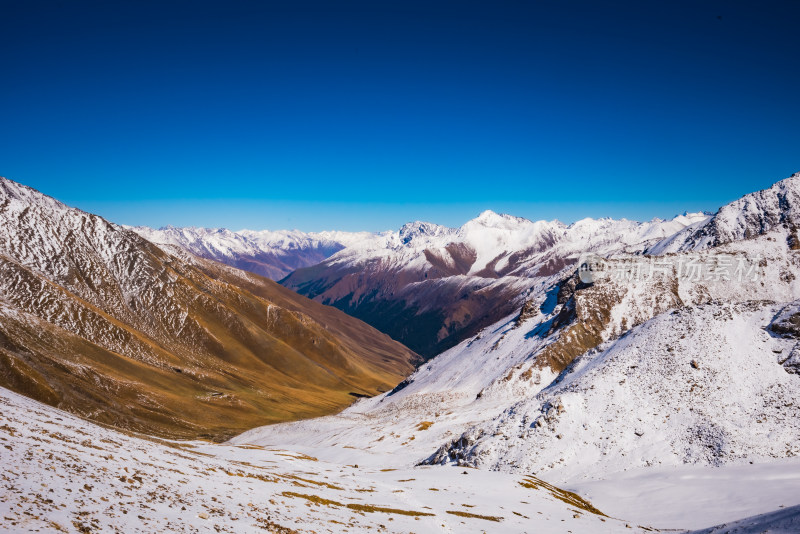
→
(134, 208, 710, 361)
(281, 209, 709, 358)
(130, 225, 377, 280)
(0, 177, 419, 440)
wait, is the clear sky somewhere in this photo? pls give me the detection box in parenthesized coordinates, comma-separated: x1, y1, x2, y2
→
(2, 0, 799, 231)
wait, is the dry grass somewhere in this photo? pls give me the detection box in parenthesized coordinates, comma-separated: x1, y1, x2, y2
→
(446, 510, 503, 522)
(519, 476, 606, 517)
(280, 492, 435, 517)
(346, 503, 434, 517)
(270, 450, 319, 462)
(280, 473, 343, 490)
(280, 491, 343, 507)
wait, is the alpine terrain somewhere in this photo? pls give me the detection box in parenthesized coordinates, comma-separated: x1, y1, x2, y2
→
(2, 172, 800, 533)
(0, 177, 419, 441)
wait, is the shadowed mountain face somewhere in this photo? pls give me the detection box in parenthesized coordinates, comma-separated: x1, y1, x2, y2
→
(281, 211, 710, 358)
(0, 177, 420, 441)
(283, 262, 532, 359)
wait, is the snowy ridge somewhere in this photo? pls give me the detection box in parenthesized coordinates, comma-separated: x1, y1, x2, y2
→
(130, 225, 379, 280)
(649, 171, 800, 254)
(321, 210, 711, 276)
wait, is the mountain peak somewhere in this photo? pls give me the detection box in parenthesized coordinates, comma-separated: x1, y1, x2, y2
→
(477, 209, 501, 219)
(398, 221, 451, 245)
(467, 210, 530, 229)
(475, 209, 506, 224)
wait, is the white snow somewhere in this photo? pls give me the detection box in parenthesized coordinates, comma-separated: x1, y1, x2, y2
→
(319, 210, 710, 278)
(128, 225, 380, 279)
(0, 386, 647, 533)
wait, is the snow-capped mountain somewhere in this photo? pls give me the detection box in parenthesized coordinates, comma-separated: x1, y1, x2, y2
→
(233, 171, 800, 530)
(0, 176, 419, 440)
(130, 225, 377, 280)
(135, 206, 710, 360)
(282, 209, 709, 357)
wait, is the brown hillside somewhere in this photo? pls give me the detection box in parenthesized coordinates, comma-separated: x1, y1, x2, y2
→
(0, 177, 420, 441)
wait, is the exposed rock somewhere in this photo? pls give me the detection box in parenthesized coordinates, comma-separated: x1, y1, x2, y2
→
(515, 299, 539, 326)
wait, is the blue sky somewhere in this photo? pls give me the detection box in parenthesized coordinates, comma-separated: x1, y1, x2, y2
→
(2, 0, 799, 231)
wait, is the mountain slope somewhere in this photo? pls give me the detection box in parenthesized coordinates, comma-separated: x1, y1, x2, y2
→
(230, 234, 800, 534)
(0, 177, 419, 440)
(131, 225, 376, 280)
(0, 385, 650, 533)
(281, 210, 709, 357)
(431, 299, 800, 479)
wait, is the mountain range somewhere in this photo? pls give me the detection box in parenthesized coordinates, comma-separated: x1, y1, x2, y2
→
(135, 208, 711, 358)
(131, 225, 377, 280)
(150, 175, 800, 362)
(2, 171, 800, 532)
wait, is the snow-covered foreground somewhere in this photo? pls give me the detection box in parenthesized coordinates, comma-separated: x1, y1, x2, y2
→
(4, 386, 798, 534)
(1, 387, 657, 533)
